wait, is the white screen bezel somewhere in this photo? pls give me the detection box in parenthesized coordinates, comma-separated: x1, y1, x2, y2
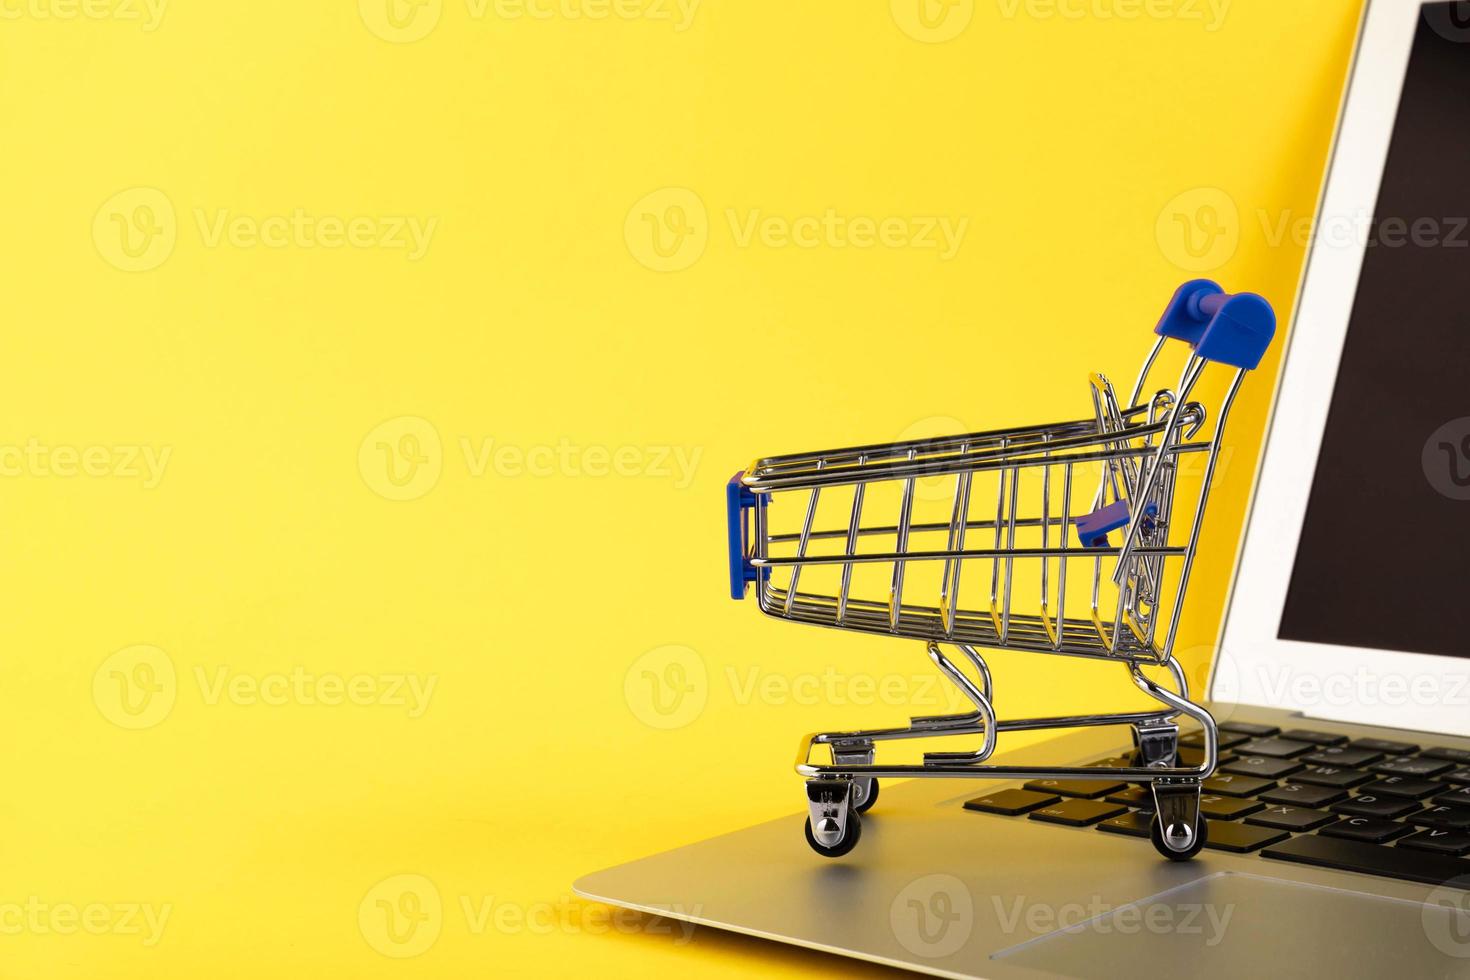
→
(1214, 0, 1470, 735)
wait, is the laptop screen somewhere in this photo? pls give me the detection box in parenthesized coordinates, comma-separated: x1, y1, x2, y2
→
(1277, 2, 1470, 659)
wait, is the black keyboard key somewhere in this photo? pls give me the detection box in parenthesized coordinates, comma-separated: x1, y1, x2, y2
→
(1221, 756, 1304, 780)
(1178, 746, 1233, 769)
(1086, 755, 1139, 769)
(1264, 834, 1470, 885)
(965, 789, 1061, 815)
(1292, 765, 1374, 790)
(1105, 786, 1153, 809)
(1410, 805, 1470, 831)
(1373, 757, 1455, 778)
(1258, 783, 1348, 808)
(1304, 747, 1383, 768)
(1237, 737, 1315, 759)
(1441, 767, 1470, 785)
(1421, 747, 1470, 764)
(1023, 778, 1125, 799)
(1436, 785, 1470, 808)
(1220, 721, 1280, 737)
(1279, 729, 1348, 746)
(1320, 817, 1413, 844)
(1028, 799, 1127, 827)
(1330, 794, 1420, 820)
(1199, 795, 1263, 820)
(1203, 773, 1274, 798)
(1364, 776, 1444, 800)
(1096, 811, 1153, 838)
(1246, 805, 1334, 832)
(1399, 829, 1470, 856)
(1203, 820, 1289, 853)
(1182, 730, 1249, 750)
(1349, 738, 1418, 756)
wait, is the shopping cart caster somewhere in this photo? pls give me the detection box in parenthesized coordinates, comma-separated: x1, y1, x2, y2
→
(853, 778, 879, 814)
(1149, 813, 1206, 861)
(1149, 778, 1207, 861)
(805, 810, 862, 857)
(804, 779, 862, 857)
(832, 741, 880, 814)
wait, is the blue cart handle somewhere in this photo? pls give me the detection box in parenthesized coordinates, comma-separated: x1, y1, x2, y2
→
(1155, 279, 1276, 371)
(727, 472, 761, 599)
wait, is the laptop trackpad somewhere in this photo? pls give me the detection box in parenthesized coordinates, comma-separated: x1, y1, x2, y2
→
(993, 872, 1470, 978)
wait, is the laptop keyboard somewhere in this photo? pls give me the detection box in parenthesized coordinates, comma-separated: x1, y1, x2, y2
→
(965, 721, 1470, 887)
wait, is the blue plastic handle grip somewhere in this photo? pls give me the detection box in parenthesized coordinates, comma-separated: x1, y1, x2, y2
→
(1155, 279, 1277, 370)
(727, 472, 760, 599)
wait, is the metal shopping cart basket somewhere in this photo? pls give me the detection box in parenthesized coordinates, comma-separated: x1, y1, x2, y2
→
(725, 279, 1276, 861)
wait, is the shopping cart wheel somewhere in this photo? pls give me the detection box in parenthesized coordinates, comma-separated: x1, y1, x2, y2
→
(1149, 812, 1207, 861)
(853, 778, 880, 814)
(804, 809, 862, 858)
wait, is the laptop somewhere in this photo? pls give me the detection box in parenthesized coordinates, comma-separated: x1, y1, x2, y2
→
(575, 2, 1470, 975)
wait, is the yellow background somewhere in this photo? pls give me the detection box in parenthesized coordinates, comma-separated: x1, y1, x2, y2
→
(0, 0, 1360, 975)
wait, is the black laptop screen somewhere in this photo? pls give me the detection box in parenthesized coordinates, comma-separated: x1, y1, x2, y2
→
(1277, 3, 1470, 658)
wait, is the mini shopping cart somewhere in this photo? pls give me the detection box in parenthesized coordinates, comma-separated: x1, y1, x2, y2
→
(725, 279, 1276, 861)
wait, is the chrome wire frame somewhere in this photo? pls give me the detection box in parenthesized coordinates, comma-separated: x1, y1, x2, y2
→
(739, 335, 1244, 796)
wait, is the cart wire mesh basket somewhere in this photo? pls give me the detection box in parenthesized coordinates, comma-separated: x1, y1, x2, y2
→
(725, 279, 1277, 860)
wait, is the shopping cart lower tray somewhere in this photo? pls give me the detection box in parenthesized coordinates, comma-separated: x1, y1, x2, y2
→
(725, 279, 1277, 860)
